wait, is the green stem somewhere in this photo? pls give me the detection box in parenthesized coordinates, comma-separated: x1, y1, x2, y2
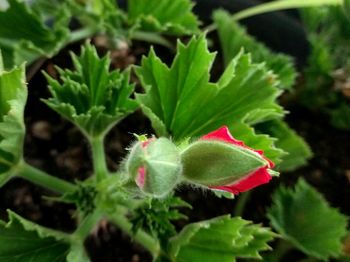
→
(132, 31, 175, 50)
(273, 240, 293, 262)
(205, 0, 343, 32)
(16, 162, 76, 194)
(68, 27, 98, 44)
(110, 214, 160, 256)
(233, 191, 252, 217)
(90, 136, 108, 182)
(232, 0, 342, 21)
(73, 210, 102, 241)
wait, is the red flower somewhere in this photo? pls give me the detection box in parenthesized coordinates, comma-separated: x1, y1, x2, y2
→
(201, 126, 274, 195)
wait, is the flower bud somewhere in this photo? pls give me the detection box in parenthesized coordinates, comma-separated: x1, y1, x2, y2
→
(126, 137, 182, 197)
(181, 126, 274, 195)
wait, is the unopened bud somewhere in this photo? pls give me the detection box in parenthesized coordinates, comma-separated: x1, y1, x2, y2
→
(126, 138, 182, 197)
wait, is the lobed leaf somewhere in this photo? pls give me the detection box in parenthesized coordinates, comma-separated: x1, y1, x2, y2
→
(44, 43, 138, 137)
(214, 10, 297, 90)
(0, 0, 70, 69)
(128, 0, 200, 35)
(168, 215, 275, 261)
(136, 35, 284, 141)
(268, 179, 348, 260)
(0, 53, 27, 187)
(0, 210, 79, 262)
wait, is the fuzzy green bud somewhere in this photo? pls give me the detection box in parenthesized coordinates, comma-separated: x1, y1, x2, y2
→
(181, 140, 268, 187)
(126, 138, 182, 198)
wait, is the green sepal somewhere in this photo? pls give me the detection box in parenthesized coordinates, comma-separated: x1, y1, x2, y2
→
(0, 0, 70, 69)
(0, 54, 27, 187)
(228, 121, 286, 166)
(0, 210, 90, 262)
(43, 43, 138, 137)
(213, 9, 297, 90)
(268, 179, 348, 260)
(128, 0, 200, 35)
(181, 140, 267, 187)
(168, 215, 276, 262)
(126, 138, 182, 198)
(136, 35, 284, 141)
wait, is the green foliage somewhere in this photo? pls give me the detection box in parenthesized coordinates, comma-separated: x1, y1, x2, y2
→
(131, 196, 190, 247)
(300, 5, 350, 130)
(0, 210, 74, 262)
(214, 10, 296, 90)
(128, 0, 200, 35)
(257, 120, 312, 171)
(168, 215, 275, 261)
(268, 179, 348, 260)
(68, 0, 128, 43)
(0, 0, 70, 69)
(58, 182, 98, 215)
(0, 54, 27, 187)
(44, 43, 138, 137)
(136, 35, 283, 141)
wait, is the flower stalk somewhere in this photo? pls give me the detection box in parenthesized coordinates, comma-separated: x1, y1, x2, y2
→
(16, 161, 77, 194)
(90, 136, 109, 182)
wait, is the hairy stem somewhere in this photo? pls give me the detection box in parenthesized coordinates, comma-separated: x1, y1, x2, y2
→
(90, 136, 108, 182)
(234, 191, 252, 217)
(110, 214, 161, 257)
(16, 161, 76, 194)
(73, 210, 102, 241)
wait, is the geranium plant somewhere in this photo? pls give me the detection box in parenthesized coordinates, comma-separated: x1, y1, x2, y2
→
(0, 0, 349, 261)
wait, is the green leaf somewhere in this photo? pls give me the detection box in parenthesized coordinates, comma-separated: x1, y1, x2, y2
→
(44, 43, 138, 137)
(168, 215, 275, 262)
(136, 35, 284, 141)
(0, 0, 70, 68)
(258, 120, 312, 171)
(0, 210, 71, 262)
(228, 121, 285, 166)
(131, 196, 190, 247)
(128, 0, 200, 35)
(268, 179, 348, 260)
(214, 10, 297, 90)
(0, 54, 27, 187)
(330, 102, 350, 130)
(68, 0, 127, 42)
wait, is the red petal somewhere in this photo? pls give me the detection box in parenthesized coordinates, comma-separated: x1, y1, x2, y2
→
(136, 167, 146, 188)
(212, 167, 272, 194)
